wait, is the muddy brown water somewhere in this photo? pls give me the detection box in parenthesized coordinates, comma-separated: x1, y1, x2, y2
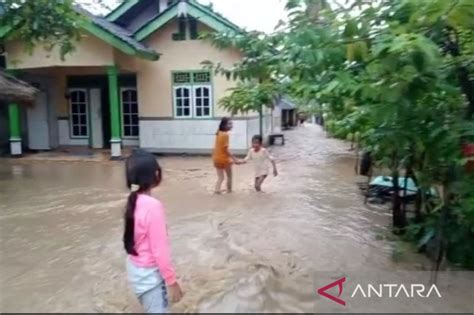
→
(0, 125, 472, 313)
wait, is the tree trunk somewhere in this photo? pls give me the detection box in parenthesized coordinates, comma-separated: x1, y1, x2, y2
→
(457, 66, 474, 120)
(259, 104, 263, 137)
(392, 170, 407, 231)
(432, 182, 452, 281)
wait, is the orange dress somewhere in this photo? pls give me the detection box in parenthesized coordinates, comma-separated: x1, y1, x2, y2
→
(212, 131, 231, 169)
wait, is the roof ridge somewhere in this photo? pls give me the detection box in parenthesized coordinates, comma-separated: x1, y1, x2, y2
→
(75, 6, 160, 60)
(187, 0, 242, 31)
(133, 0, 243, 41)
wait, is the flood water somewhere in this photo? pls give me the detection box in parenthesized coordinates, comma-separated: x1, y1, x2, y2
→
(0, 125, 472, 313)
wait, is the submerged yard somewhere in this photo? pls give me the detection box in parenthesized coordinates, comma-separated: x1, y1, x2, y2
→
(0, 125, 472, 313)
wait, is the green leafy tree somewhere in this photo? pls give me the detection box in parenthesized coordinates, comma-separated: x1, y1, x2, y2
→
(202, 31, 283, 136)
(278, 0, 474, 266)
(0, 0, 111, 59)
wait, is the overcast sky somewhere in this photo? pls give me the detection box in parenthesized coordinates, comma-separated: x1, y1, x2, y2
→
(79, 0, 288, 33)
(197, 0, 288, 33)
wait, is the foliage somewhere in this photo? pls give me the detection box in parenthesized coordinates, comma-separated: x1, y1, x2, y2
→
(202, 30, 283, 135)
(0, 0, 112, 59)
(275, 0, 474, 267)
(219, 81, 282, 115)
(0, 0, 85, 58)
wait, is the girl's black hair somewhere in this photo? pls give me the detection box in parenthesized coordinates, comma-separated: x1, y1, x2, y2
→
(252, 134, 263, 144)
(216, 117, 230, 135)
(124, 149, 162, 256)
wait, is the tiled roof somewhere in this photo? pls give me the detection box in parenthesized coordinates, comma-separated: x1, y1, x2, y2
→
(277, 98, 296, 110)
(75, 6, 157, 56)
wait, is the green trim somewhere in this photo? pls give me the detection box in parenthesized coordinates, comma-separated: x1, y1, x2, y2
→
(171, 70, 214, 119)
(78, 19, 159, 61)
(107, 65, 122, 141)
(135, 5, 179, 41)
(186, 5, 235, 33)
(106, 0, 140, 21)
(135, 0, 240, 41)
(189, 0, 241, 31)
(8, 103, 21, 140)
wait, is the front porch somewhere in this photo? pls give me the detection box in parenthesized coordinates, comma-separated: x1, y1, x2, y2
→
(9, 146, 136, 163)
(5, 65, 137, 159)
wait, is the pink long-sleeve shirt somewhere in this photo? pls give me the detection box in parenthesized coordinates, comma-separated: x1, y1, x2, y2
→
(128, 194, 177, 285)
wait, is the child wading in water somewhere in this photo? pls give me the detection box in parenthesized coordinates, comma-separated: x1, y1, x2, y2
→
(212, 117, 238, 194)
(124, 149, 183, 313)
(242, 135, 278, 192)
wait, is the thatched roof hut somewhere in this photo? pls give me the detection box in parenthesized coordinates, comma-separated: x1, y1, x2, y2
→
(0, 70, 38, 105)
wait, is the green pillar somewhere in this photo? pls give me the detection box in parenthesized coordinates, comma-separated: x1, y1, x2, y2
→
(107, 65, 122, 159)
(7, 69, 23, 156)
(8, 103, 22, 156)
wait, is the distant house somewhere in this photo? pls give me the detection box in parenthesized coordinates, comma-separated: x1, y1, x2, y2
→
(1, 0, 274, 157)
(275, 97, 297, 129)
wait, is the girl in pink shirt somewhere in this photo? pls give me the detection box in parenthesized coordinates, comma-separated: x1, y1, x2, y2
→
(124, 149, 183, 313)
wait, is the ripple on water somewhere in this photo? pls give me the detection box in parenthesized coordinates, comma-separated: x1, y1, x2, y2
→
(0, 125, 466, 313)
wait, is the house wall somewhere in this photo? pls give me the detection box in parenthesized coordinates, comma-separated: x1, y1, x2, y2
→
(140, 118, 249, 154)
(5, 34, 114, 70)
(50, 67, 108, 118)
(133, 20, 268, 153)
(136, 21, 243, 118)
(4, 18, 272, 154)
(273, 106, 282, 133)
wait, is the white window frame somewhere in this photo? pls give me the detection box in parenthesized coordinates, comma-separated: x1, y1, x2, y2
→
(173, 86, 193, 118)
(120, 87, 139, 139)
(193, 85, 212, 118)
(68, 88, 89, 139)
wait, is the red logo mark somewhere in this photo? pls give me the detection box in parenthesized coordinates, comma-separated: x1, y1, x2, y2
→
(317, 277, 346, 306)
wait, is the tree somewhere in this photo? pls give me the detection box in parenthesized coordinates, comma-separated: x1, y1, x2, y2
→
(203, 31, 282, 136)
(278, 0, 474, 266)
(0, 0, 111, 59)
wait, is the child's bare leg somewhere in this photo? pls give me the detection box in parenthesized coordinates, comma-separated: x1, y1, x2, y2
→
(225, 165, 233, 193)
(215, 168, 224, 194)
(255, 175, 267, 192)
(254, 177, 260, 192)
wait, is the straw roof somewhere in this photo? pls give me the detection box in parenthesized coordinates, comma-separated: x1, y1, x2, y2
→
(0, 70, 38, 105)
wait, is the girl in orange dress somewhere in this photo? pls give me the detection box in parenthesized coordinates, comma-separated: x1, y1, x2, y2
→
(212, 117, 238, 194)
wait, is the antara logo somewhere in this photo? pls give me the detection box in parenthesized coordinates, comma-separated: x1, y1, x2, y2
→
(317, 277, 346, 306)
(317, 277, 442, 306)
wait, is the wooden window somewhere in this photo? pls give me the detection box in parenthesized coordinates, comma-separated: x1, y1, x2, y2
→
(172, 17, 187, 41)
(172, 71, 213, 118)
(121, 88, 139, 138)
(173, 72, 191, 84)
(193, 71, 211, 83)
(193, 85, 212, 118)
(189, 18, 198, 40)
(174, 86, 192, 118)
(69, 89, 88, 138)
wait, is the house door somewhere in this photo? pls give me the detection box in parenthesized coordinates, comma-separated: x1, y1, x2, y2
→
(121, 88, 139, 140)
(27, 90, 50, 150)
(68, 88, 104, 148)
(89, 88, 104, 148)
(69, 89, 89, 143)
